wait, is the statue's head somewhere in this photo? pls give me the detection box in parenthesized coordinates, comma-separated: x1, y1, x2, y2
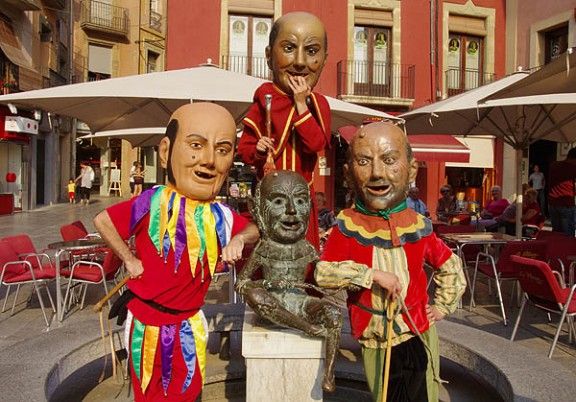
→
(266, 11, 327, 95)
(159, 103, 236, 201)
(344, 121, 418, 212)
(251, 170, 310, 243)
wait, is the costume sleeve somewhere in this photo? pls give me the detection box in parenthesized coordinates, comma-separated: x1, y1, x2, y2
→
(293, 111, 329, 153)
(105, 198, 135, 240)
(292, 94, 331, 154)
(315, 260, 373, 289)
(425, 234, 466, 315)
(316, 226, 372, 289)
(237, 103, 266, 167)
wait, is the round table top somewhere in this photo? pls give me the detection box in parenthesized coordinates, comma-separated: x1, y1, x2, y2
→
(47, 238, 105, 250)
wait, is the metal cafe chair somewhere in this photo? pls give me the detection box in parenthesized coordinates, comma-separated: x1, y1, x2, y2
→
(61, 248, 123, 313)
(510, 255, 576, 358)
(0, 240, 55, 327)
(470, 240, 547, 325)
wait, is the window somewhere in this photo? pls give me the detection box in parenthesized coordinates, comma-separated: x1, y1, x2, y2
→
(446, 33, 485, 96)
(87, 43, 111, 81)
(353, 25, 391, 96)
(227, 14, 271, 79)
(544, 26, 568, 64)
(147, 50, 159, 73)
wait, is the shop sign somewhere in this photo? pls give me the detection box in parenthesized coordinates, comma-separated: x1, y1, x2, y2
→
(5, 116, 39, 135)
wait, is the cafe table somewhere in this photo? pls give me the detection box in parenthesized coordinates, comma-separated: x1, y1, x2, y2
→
(47, 238, 106, 322)
(438, 232, 515, 307)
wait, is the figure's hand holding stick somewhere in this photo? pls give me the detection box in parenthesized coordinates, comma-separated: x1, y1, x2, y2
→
(263, 94, 276, 175)
(94, 276, 130, 313)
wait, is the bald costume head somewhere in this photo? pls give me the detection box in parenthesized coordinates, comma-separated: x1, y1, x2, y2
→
(159, 103, 237, 201)
(345, 121, 418, 211)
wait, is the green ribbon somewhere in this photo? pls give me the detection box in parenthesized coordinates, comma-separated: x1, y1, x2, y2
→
(131, 317, 145, 381)
(354, 198, 407, 220)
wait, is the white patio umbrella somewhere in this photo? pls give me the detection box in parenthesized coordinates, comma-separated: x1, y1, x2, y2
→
(79, 127, 165, 148)
(0, 66, 396, 132)
(402, 50, 576, 237)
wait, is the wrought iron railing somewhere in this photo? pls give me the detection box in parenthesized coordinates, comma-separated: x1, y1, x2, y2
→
(337, 60, 415, 100)
(221, 55, 271, 80)
(445, 68, 496, 96)
(149, 10, 162, 32)
(81, 0, 129, 36)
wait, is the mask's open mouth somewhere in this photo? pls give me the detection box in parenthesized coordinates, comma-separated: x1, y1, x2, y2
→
(194, 171, 216, 180)
(366, 184, 390, 197)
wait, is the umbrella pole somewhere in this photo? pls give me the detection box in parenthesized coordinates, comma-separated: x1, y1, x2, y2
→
(515, 148, 523, 239)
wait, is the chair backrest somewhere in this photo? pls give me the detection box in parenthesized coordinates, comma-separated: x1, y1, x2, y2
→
(60, 220, 89, 241)
(0, 241, 23, 274)
(101, 249, 123, 280)
(496, 240, 547, 276)
(510, 255, 564, 308)
(536, 230, 576, 281)
(1, 234, 36, 255)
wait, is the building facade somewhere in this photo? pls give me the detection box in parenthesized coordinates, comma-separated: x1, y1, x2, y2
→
(166, 0, 507, 214)
(0, 0, 168, 214)
(503, 0, 576, 206)
(72, 0, 167, 197)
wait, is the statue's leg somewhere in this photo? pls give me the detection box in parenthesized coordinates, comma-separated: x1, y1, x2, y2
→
(243, 288, 326, 336)
(305, 299, 343, 393)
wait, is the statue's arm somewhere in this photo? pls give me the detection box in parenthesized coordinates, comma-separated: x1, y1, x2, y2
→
(235, 255, 266, 294)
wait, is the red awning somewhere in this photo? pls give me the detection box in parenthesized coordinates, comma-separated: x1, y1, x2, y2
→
(336, 125, 470, 163)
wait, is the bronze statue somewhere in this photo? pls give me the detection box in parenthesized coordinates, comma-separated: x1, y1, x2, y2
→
(236, 170, 342, 393)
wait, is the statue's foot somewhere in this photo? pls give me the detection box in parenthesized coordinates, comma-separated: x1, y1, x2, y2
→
(322, 375, 336, 393)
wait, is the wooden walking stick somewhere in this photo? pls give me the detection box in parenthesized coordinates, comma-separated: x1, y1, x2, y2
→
(263, 94, 276, 175)
(381, 299, 397, 402)
(94, 276, 130, 383)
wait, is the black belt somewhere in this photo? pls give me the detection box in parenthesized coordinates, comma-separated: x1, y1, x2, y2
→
(109, 289, 194, 325)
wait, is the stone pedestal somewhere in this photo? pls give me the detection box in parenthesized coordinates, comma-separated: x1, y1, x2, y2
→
(242, 306, 325, 402)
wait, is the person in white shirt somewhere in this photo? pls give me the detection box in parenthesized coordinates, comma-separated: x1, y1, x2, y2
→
(75, 162, 94, 205)
(528, 164, 546, 213)
(406, 186, 430, 217)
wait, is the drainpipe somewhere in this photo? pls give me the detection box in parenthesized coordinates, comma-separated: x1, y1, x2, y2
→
(69, 0, 76, 181)
(430, 0, 436, 103)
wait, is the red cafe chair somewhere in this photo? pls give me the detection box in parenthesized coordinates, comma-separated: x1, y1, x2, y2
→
(510, 255, 576, 358)
(470, 240, 547, 325)
(61, 248, 123, 313)
(0, 240, 55, 327)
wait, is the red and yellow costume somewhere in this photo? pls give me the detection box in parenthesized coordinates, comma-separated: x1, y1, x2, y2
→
(106, 185, 247, 401)
(316, 205, 465, 401)
(238, 82, 331, 251)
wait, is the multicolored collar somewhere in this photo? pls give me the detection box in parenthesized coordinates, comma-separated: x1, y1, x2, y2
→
(337, 205, 432, 248)
(130, 185, 233, 278)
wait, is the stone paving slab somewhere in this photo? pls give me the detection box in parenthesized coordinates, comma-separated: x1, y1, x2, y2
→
(0, 196, 575, 401)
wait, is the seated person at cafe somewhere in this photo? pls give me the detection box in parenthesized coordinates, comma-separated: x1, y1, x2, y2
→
(477, 185, 510, 231)
(436, 185, 470, 224)
(407, 186, 430, 217)
(498, 188, 545, 236)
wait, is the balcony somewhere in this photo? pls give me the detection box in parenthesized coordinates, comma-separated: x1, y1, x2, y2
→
(81, 0, 129, 38)
(221, 55, 271, 80)
(149, 10, 163, 32)
(445, 68, 496, 97)
(42, 0, 65, 10)
(337, 60, 415, 107)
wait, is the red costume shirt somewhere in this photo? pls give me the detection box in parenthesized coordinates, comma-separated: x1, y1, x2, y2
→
(238, 82, 331, 182)
(106, 195, 248, 326)
(317, 207, 465, 346)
